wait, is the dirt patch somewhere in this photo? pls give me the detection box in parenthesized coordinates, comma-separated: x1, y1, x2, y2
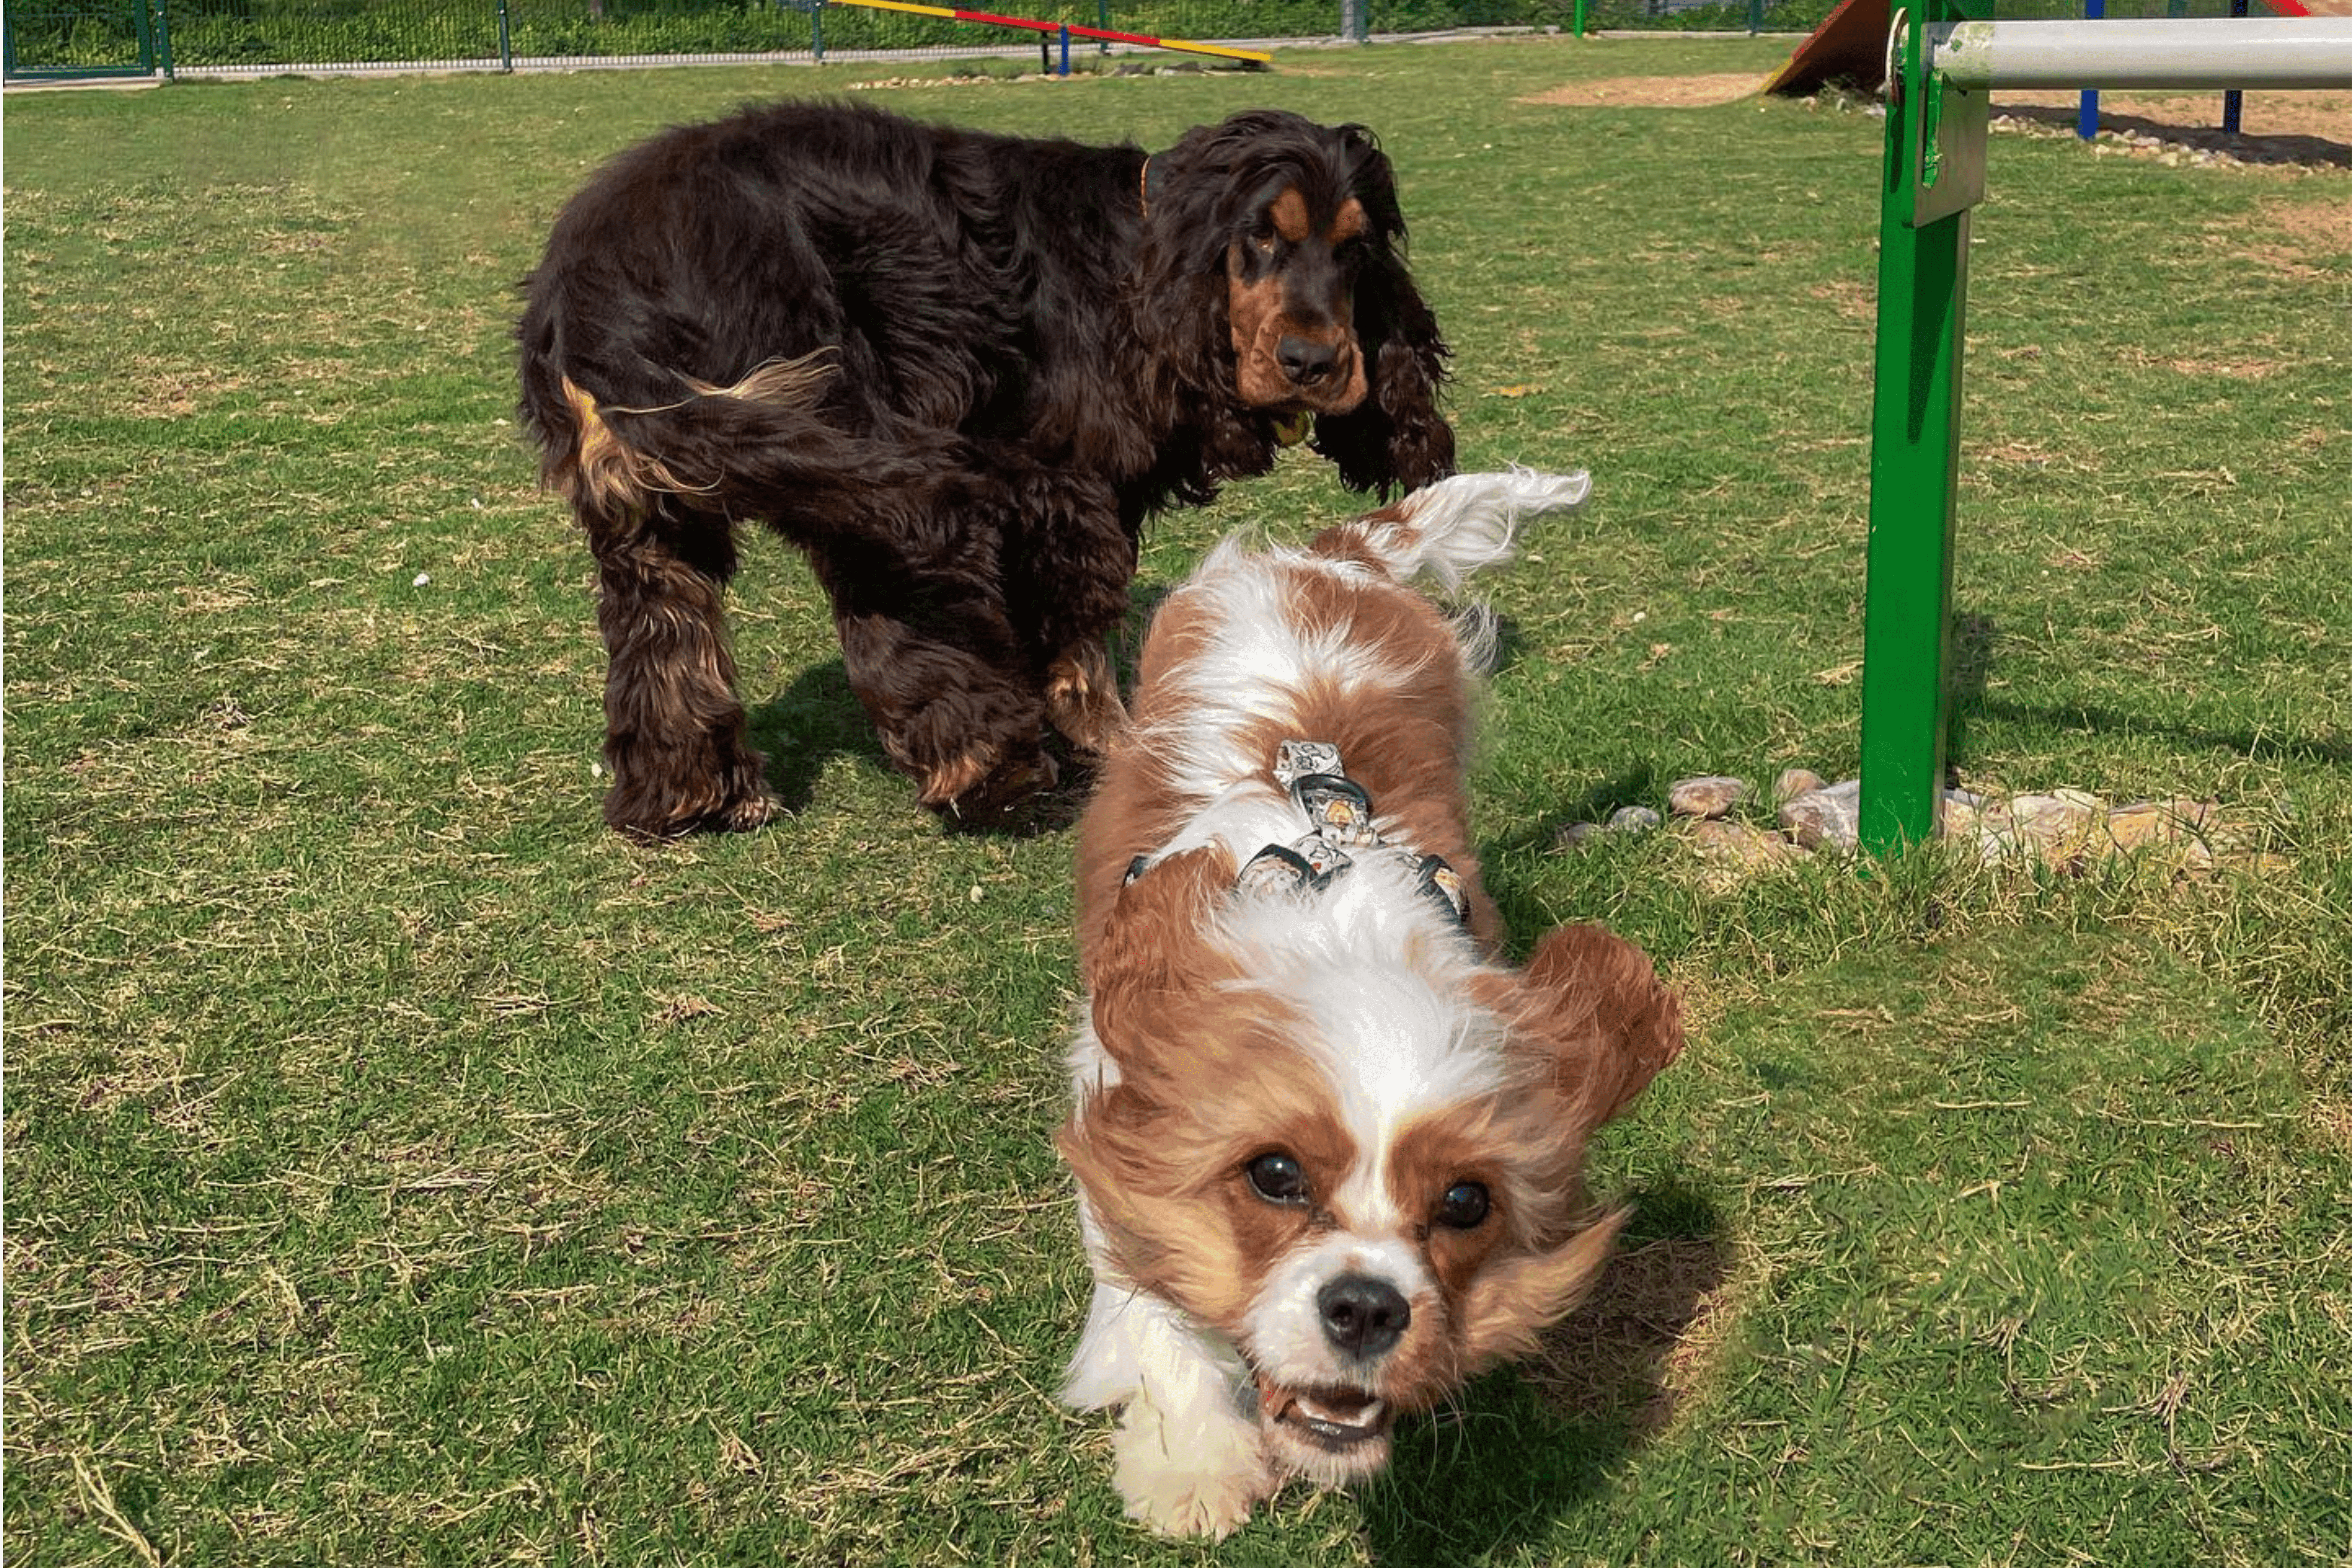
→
(1520, 73, 1760, 110)
(2266, 196, 2352, 255)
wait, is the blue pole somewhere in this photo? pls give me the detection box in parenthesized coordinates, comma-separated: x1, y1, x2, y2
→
(2077, 0, 2103, 141)
(2223, 0, 2249, 133)
(1058, 22, 1070, 73)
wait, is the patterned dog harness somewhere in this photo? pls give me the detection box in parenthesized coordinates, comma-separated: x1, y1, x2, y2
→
(1127, 740, 1472, 928)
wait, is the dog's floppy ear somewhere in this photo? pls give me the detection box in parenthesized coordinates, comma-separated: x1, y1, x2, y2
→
(1309, 136, 1455, 497)
(1511, 923, 1685, 1129)
(1458, 1203, 1628, 1370)
(1130, 114, 1290, 477)
(1456, 926, 1679, 1368)
(1084, 844, 1240, 1066)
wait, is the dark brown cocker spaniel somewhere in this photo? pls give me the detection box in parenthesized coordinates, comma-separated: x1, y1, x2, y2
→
(518, 101, 1454, 836)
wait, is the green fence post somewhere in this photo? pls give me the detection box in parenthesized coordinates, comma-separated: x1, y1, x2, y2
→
(1097, 0, 1108, 54)
(1747, 0, 1762, 33)
(495, 0, 511, 70)
(812, 0, 824, 61)
(1857, 2, 1986, 854)
(1573, 0, 1585, 36)
(152, 0, 174, 77)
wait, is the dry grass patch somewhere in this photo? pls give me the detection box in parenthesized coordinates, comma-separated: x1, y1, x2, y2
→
(1518, 73, 1761, 109)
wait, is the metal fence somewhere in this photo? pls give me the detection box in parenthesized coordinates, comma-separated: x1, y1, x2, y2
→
(3, 0, 1835, 80)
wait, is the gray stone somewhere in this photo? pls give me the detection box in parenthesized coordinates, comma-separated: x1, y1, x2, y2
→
(1551, 821, 1605, 852)
(1606, 805, 1663, 836)
(1975, 789, 2105, 868)
(1938, 789, 1987, 841)
(1667, 775, 1749, 820)
(2104, 798, 2212, 854)
(1772, 766, 1826, 804)
(1685, 818, 1802, 889)
(1777, 778, 1861, 851)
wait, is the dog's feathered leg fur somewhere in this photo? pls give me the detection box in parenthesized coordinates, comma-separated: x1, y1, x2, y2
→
(1065, 1195, 1271, 1539)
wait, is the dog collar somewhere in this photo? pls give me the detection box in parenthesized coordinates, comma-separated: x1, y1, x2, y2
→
(1125, 740, 1470, 928)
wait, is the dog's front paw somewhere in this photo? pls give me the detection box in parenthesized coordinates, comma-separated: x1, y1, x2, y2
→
(1112, 1409, 1272, 1539)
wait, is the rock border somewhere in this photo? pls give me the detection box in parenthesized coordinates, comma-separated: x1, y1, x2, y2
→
(1554, 770, 2288, 890)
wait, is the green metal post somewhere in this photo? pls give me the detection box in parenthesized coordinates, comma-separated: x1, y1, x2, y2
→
(1747, 0, 1762, 34)
(152, 0, 174, 77)
(495, 0, 511, 70)
(1857, 6, 1983, 853)
(1573, 0, 1585, 37)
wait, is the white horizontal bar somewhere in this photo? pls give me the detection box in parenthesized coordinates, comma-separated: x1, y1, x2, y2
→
(1931, 17, 2352, 90)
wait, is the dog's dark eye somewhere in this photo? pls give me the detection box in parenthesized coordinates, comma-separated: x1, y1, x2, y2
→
(1436, 1181, 1490, 1229)
(1246, 1152, 1309, 1204)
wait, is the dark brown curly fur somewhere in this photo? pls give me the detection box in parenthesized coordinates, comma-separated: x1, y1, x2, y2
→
(517, 101, 1454, 837)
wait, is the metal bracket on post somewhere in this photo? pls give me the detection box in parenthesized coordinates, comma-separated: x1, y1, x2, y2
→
(1904, 24, 1989, 227)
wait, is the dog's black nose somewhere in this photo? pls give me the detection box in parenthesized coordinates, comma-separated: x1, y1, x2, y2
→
(1318, 1274, 1410, 1359)
(1278, 335, 1339, 387)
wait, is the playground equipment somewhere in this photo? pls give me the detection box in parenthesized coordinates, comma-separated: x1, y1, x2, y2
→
(1856, 5, 2352, 854)
(1765, 0, 2340, 122)
(825, 0, 1269, 70)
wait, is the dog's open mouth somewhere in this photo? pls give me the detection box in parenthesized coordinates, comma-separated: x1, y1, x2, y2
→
(1259, 1380, 1395, 1450)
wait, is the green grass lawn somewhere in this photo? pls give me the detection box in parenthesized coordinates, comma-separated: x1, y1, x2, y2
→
(6, 38, 2349, 1566)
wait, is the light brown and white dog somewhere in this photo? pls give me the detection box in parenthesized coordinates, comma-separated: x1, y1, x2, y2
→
(1056, 469, 1685, 1538)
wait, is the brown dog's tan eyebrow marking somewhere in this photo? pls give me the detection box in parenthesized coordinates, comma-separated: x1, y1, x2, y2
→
(1269, 187, 1311, 242)
(1327, 198, 1367, 245)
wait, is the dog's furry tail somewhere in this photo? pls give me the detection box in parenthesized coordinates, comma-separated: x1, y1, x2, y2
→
(1319, 466, 1592, 594)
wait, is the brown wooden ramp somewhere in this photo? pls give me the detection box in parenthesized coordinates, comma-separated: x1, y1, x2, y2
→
(1762, 0, 1889, 95)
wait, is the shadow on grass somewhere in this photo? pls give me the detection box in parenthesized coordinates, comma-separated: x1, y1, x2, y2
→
(745, 658, 890, 816)
(745, 659, 1096, 835)
(1945, 608, 1998, 766)
(1991, 104, 2351, 169)
(1358, 1181, 1727, 1566)
(1946, 609, 2352, 766)
(1974, 695, 2352, 767)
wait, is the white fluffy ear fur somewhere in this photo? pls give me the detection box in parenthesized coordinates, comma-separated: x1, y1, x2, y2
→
(1341, 466, 1591, 591)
